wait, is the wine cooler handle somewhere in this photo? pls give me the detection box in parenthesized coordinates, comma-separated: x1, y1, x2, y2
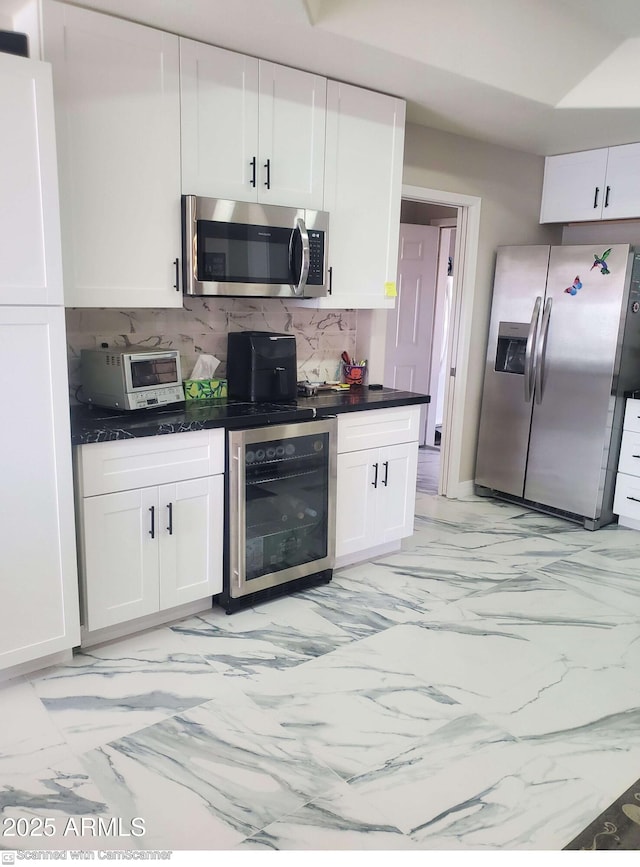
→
(233, 445, 245, 591)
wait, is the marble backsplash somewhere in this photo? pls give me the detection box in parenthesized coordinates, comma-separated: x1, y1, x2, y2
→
(65, 298, 357, 400)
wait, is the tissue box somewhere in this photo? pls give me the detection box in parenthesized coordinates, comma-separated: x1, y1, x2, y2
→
(184, 378, 227, 400)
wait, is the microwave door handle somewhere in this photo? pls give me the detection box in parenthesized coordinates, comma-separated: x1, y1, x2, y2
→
(289, 217, 310, 296)
(183, 194, 197, 295)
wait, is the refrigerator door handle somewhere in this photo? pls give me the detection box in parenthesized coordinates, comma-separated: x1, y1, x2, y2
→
(524, 296, 542, 403)
(534, 297, 552, 404)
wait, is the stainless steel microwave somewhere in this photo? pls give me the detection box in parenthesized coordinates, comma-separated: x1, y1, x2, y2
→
(80, 348, 184, 410)
(182, 195, 329, 299)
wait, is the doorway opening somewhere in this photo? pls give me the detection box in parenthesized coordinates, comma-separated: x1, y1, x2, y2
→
(384, 185, 482, 499)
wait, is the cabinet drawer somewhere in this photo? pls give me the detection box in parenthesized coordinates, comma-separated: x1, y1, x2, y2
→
(337, 406, 420, 453)
(613, 472, 640, 520)
(76, 429, 225, 497)
(618, 428, 640, 476)
(623, 399, 640, 434)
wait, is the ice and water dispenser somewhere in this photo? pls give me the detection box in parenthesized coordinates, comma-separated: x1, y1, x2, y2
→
(494, 321, 528, 375)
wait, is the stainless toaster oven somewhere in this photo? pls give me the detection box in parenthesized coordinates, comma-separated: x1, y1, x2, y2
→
(80, 347, 184, 410)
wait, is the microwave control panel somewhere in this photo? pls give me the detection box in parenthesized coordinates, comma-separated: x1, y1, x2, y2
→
(307, 231, 325, 286)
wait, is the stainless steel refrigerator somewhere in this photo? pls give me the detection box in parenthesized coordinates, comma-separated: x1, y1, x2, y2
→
(475, 244, 640, 529)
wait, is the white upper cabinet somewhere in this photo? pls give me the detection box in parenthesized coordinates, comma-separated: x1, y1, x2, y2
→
(599, 143, 640, 220)
(0, 53, 63, 305)
(180, 41, 259, 202)
(180, 39, 326, 209)
(540, 149, 609, 223)
(319, 81, 405, 309)
(257, 60, 326, 208)
(43, 1, 183, 308)
(540, 144, 640, 223)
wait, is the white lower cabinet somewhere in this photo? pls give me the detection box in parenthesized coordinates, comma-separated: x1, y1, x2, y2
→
(0, 307, 80, 672)
(76, 430, 224, 633)
(614, 399, 640, 530)
(335, 407, 419, 562)
(336, 442, 417, 558)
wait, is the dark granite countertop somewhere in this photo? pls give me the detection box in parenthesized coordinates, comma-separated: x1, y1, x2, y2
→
(70, 387, 430, 445)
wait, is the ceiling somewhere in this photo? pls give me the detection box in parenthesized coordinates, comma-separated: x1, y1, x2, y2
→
(27, 0, 640, 155)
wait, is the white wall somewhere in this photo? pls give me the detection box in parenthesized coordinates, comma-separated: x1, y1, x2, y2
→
(562, 221, 640, 246)
(385, 122, 561, 486)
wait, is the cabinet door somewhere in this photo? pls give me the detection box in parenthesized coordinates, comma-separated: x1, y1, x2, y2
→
(258, 61, 326, 209)
(539, 149, 608, 223)
(158, 475, 223, 609)
(0, 54, 62, 305)
(43, 1, 182, 308)
(322, 81, 405, 308)
(600, 143, 640, 220)
(82, 487, 159, 631)
(0, 308, 80, 670)
(376, 442, 418, 543)
(180, 39, 259, 201)
(335, 449, 378, 558)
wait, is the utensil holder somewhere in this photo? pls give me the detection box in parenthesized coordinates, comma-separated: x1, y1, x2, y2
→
(341, 362, 367, 386)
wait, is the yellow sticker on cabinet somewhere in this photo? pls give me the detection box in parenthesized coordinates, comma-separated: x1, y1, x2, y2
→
(384, 282, 397, 297)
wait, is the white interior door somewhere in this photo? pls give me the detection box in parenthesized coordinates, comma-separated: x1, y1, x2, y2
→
(384, 223, 439, 445)
(426, 227, 456, 448)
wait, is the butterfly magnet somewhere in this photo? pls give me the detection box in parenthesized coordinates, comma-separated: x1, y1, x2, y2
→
(565, 276, 583, 296)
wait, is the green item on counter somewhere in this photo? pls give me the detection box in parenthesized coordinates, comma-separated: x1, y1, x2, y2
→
(184, 378, 228, 400)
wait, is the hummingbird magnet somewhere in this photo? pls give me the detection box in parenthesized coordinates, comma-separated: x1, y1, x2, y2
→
(591, 249, 612, 275)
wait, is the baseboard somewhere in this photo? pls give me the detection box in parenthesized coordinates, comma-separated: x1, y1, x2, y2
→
(0, 648, 74, 684)
(447, 479, 475, 499)
(334, 540, 401, 570)
(79, 597, 213, 648)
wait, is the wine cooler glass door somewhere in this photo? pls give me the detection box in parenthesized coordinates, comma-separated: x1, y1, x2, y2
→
(228, 418, 336, 599)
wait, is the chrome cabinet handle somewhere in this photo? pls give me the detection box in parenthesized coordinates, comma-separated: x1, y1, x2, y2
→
(167, 502, 173, 535)
(149, 506, 155, 539)
(173, 258, 179, 292)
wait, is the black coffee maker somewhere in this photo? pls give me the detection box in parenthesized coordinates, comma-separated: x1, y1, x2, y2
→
(227, 331, 297, 402)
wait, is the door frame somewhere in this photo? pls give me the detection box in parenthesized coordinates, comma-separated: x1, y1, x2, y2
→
(400, 184, 481, 498)
(424, 223, 456, 451)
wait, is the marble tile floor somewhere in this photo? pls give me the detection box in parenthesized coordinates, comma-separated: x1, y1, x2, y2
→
(416, 445, 440, 495)
(3, 491, 640, 852)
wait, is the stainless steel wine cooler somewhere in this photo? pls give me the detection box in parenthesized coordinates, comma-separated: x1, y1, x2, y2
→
(222, 417, 337, 612)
